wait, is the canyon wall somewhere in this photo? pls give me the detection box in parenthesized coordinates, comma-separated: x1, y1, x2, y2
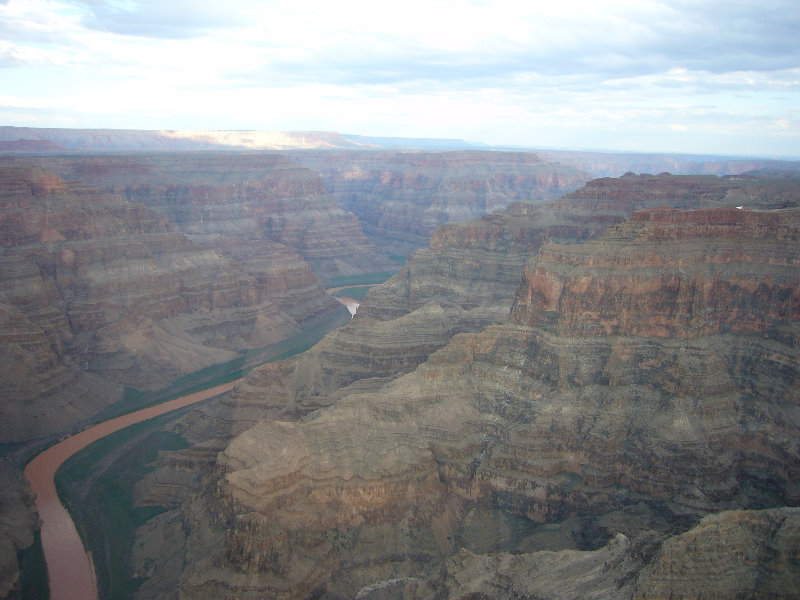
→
(0, 163, 351, 443)
(14, 153, 399, 285)
(3, 153, 799, 598)
(292, 150, 591, 257)
(128, 173, 800, 599)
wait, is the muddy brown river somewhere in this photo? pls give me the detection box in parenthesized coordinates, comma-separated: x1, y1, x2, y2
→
(23, 380, 239, 600)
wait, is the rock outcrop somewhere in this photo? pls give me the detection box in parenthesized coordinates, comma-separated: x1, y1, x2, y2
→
(168, 204, 800, 599)
(634, 507, 800, 599)
(441, 533, 641, 600)
(361, 170, 800, 323)
(440, 507, 800, 600)
(0, 459, 39, 599)
(294, 150, 590, 257)
(0, 165, 350, 442)
(12, 153, 398, 285)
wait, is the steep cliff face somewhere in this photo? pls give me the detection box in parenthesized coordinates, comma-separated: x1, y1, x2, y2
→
(360, 202, 616, 322)
(0, 165, 349, 442)
(360, 171, 798, 323)
(0, 459, 39, 599)
(294, 150, 590, 257)
(440, 507, 800, 600)
(633, 507, 800, 599)
(558, 170, 800, 211)
(176, 205, 800, 599)
(512, 206, 800, 338)
(12, 153, 398, 285)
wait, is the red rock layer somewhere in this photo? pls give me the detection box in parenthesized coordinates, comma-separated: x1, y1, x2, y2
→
(512, 207, 800, 339)
(185, 206, 800, 599)
(0, 165, 350, 441)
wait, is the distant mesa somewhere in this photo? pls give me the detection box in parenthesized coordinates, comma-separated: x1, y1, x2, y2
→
(2, 127, 798, 181)
(0, 139, 63, 153)
(0, 126, 482, 153)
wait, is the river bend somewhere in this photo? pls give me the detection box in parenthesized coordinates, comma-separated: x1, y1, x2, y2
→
(23, 380, 240, 600)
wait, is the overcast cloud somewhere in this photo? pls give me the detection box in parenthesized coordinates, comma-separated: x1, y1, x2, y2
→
(0, 0, 798, 156)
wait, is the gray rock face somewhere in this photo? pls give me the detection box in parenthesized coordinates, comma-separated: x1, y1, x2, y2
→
(634, 507, 800, 599)
(0, 165, 351, 442)
(0, 459, 38, 599)
(294, 150, 591, 257)
(147, 196, 800, 599)
(444, 533, 640, 600)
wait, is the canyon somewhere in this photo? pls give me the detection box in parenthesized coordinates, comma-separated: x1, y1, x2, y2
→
(0, 138, 799, 598)
(291, 150, 590, 257)
(0, 159, 356, 443)
(0, 144, 589, 598)
(132, 171, 800, 599)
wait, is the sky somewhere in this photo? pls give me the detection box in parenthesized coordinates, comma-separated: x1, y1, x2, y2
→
(1, 0, 799, 157)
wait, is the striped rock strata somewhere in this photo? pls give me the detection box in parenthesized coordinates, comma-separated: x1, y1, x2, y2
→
(14, 153, 399, 285)
(0, 166, 349, 442)
(294, 150, 590, 257)
(175, 207, 800, 599)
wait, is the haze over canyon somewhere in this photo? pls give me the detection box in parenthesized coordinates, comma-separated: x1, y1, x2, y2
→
(1, 128, 799, 600)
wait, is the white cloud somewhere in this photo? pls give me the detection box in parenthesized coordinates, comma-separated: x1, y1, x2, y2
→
(0, 0, 798, 156)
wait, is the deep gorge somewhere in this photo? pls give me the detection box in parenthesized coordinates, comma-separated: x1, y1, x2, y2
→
(2, 149, 800, 599)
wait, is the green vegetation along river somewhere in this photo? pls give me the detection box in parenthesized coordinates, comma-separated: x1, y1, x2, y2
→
(23, 380, 240, 600)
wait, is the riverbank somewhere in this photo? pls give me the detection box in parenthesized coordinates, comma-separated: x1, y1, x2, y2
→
(23, 380, 239, 600)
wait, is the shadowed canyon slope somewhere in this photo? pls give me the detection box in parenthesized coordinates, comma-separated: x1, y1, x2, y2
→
(0, 164, 352, 443)
(126, 173, 800, 600)
(12, 153, 399, 285)
(292, 150, 591, 257)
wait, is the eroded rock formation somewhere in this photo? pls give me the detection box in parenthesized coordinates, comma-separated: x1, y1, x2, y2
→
(0, 459, 39, 599)
(13, 153, 399, 285)
(634, 507, 800, 599)
(0, 165, 350, 442)
(138, 199, 800, 599)
(294, 150, 590, 257)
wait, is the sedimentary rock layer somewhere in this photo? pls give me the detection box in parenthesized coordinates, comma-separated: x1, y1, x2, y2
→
(633, 507, 800, 599)
(293, 150, 590, 256)
(16, 153, 398, 284)
(193, 206, 800, 599)
(0, 165, 350, 441)
(360, 171, 794, 323)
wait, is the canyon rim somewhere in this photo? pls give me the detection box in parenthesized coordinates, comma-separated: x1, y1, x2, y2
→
(0, 132, 798, 599)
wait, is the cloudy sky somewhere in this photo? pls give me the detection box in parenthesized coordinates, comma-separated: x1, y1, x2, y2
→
(1, 0, 798, 156)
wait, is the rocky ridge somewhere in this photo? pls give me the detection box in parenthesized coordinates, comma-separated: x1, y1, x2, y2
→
(0, 165, 350, 442)
(0, 459, 39, 599)
(537, 151, 800, 178)
(130, 175, 800, 599)
(198, 206, 799, 598)
(360, 170, 792, 322)
(12, 153, 398, 285)
(293, 150, 590, 257)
